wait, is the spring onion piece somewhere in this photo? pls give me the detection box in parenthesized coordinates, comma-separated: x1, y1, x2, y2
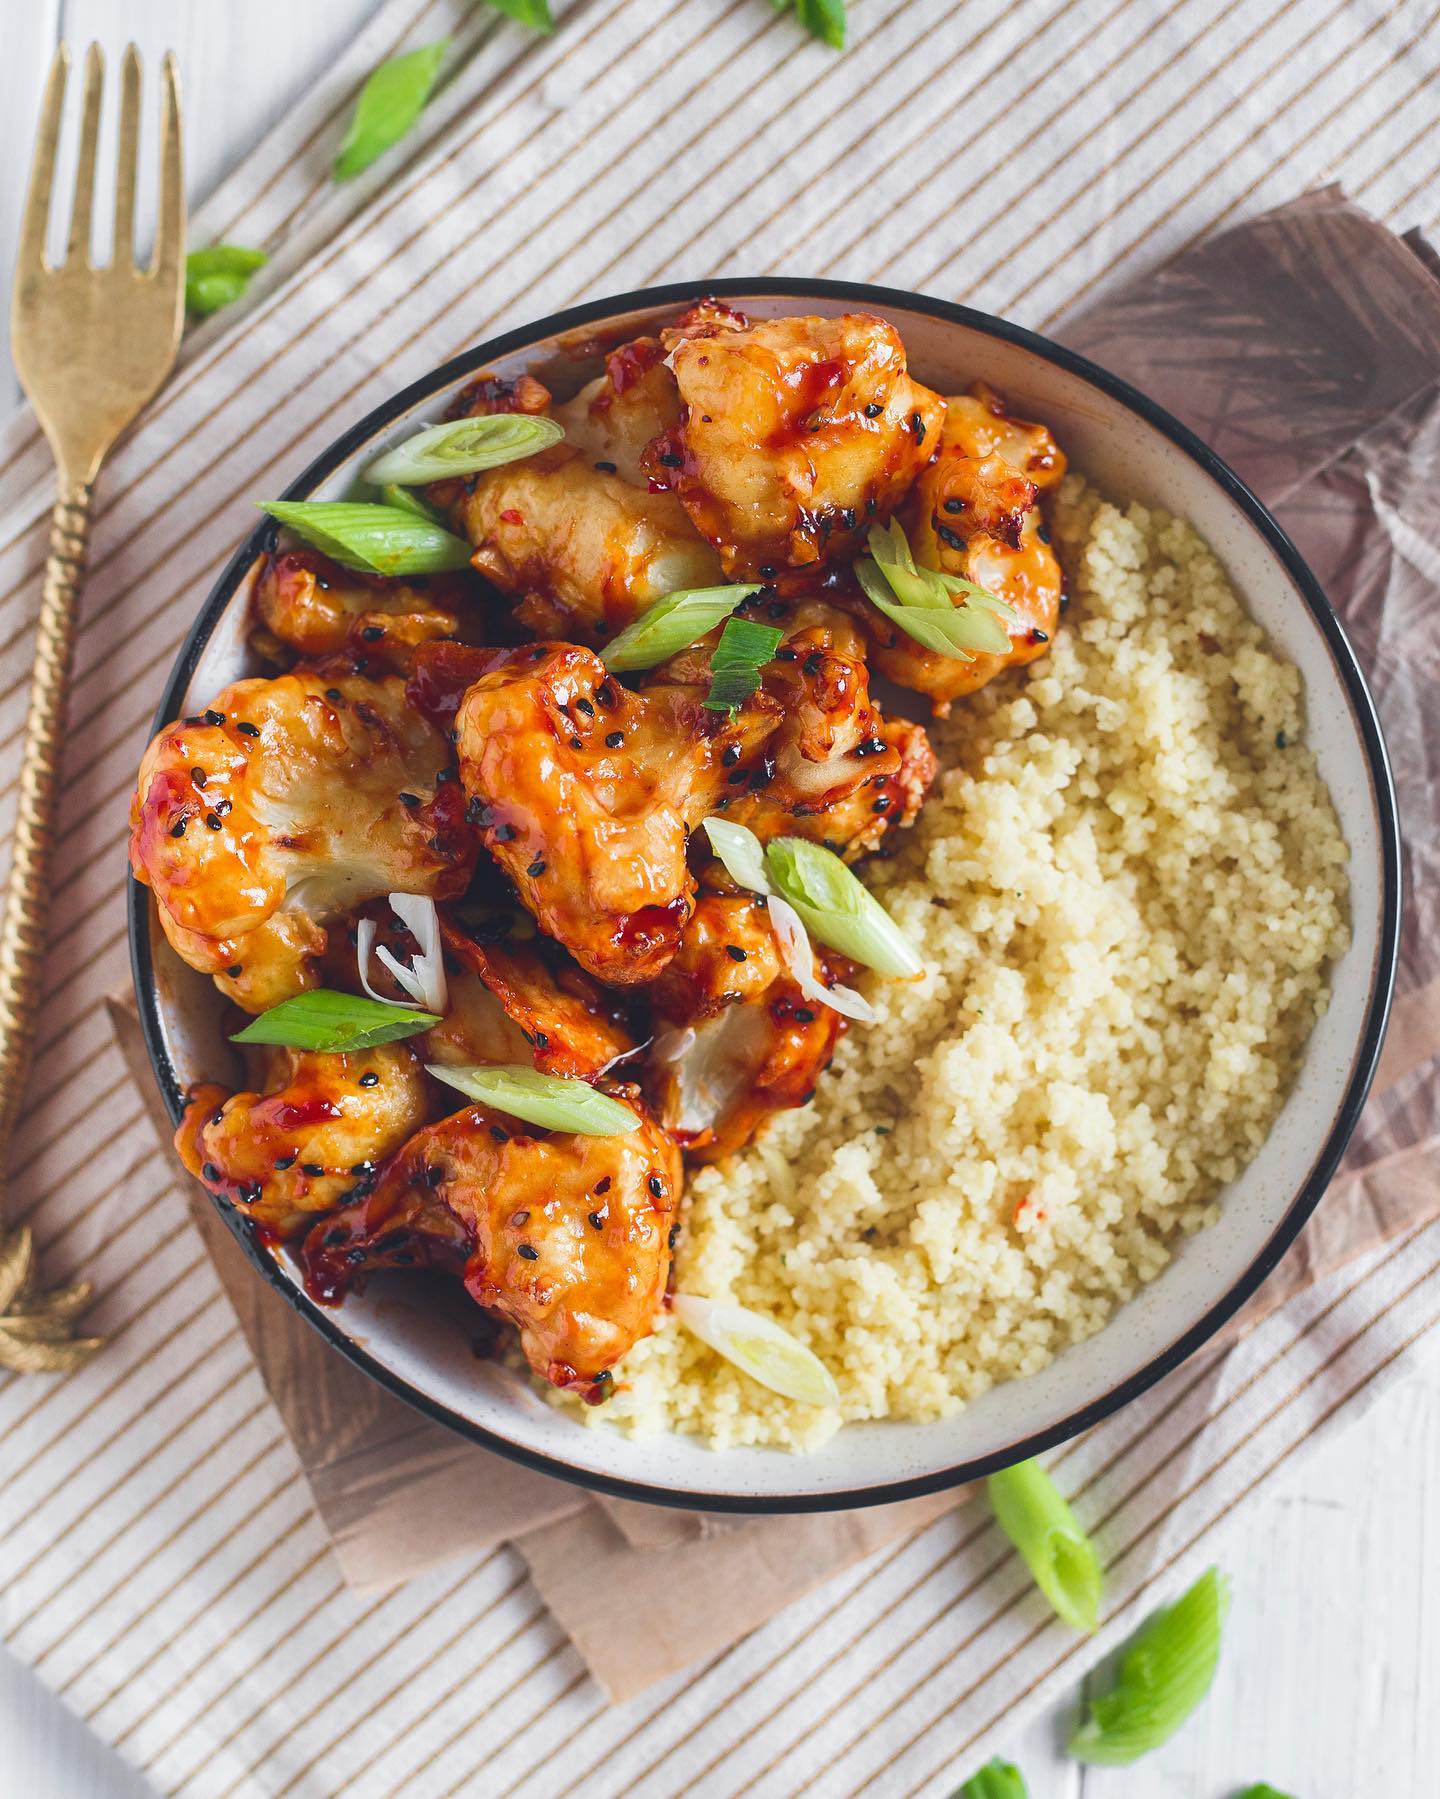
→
(1234, 1788, 1295, 1799)
(334, 40, 448, 182)
(376, 483, 443, 524)
(771, 0, 847, 49)
(703, 618, 784, 712)
(427, 1063, 639, 1135)
(987, 1458, 1103, 1633)
(767, 894, 878, 1024)
(258, 501, 473, 576)
(184, 245, 266, 317)
(231, 990, 439, 1052)
(358, 894, 448, 1017)
(766, 837, 923, 979)
(672, 1295, 841, 1406)
(601, 584, 761, 672)
(488, 0, 555, 27)
(957, 1759, 1029, 1799)
(1070, 1567, 1231, 1765)
(856, 518, 1016, 661)
(700, 816, 773, 896)
(362, 413, 563, 487)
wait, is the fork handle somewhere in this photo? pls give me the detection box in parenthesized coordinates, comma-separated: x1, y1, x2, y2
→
(0, 478, 90, 1168)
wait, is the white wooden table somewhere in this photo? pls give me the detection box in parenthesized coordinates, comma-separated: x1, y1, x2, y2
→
(1, 4, 1437, 1795)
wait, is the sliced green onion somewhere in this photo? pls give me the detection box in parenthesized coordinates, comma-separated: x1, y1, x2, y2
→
(672, 1295, 840, 1407)
(772, 0, 846, 49)
(987, 1458, 1103, 1634)
(376, 483, 444, 524)
(1070, 1567, 1231, 1765)
(184, 245, 266, 317)
(333, 39, 447, 183)
(362, 414, 563, 487)
(765, 836, 923, 978)
(700, 816, 772, 896)
(427, 1063, 639, 1136)
(703, 618, 784, 712)
(231, 990, 439, 1052)
(857, 518, 1017, 661)
(486, 0, 555, 30)
(600, 584, 760, 673)
(1234, 1787, 1295, 1799)
(258, 501, 473, 577)
(957, 1759, 1029, 1799)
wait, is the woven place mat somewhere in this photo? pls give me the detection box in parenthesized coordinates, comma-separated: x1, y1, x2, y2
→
(3, 2, 1440, 1793)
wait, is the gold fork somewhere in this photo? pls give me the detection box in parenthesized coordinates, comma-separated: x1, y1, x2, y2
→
(0, 43, 185, 1373)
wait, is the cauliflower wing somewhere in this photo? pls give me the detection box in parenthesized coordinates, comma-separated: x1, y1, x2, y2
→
(301, 1098, 681, 1397)
(130, 670, 474, 1010)
(871, 381, 1067, 712)
(175, 1042, 429, 1237)
(251, 549, 485, 672)
(647, 311, 945, 577)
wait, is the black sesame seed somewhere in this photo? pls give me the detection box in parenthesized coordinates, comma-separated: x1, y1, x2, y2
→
(727, 766, 748, 786)
(575, 697, 595, 716)
(211, 1111, 225, 1126)
(326, 687, 344, 702)
(325, 1229, 346, 1246)
(605, 731, 624, 748)
(361, 625, 385, 641)
(226, 964, 242, 977)
(215, 798, 233, 815)
(275, 1155, 296, 1170)
(236, 721, 260, 737)
(399, 791, 421, 808)
(1060, 592, 1071, 613)
(795, 1007, 817, 1023)
(597, 685, 615, 707)
(648, 1175, 666, 1198)
(169, 818, 187, 838)
(803, 652, 823, 676)
(910, 411, 925, 441)
(465, 798, 487, 825)
(202, 709, 225, 726)
(594, 459, 618, 473)
(855, 735, 887, 757)
(758, 564, 776, 578)
(534, 1030, 549, 1049)
(191, 767, 207, 788)
(873, 796, 892, 814)
(937, 524, 966, 552)
(202, 1162, 220, 1182)
(841, 506, 857, 529)
(205, 812, 223, 831)
(1031, 629, 1049, 644)
(594, 1368, 613, 1384)
(776, 647, 799, 662)
(1275, 729, 1288, 748)
(588, 1211, 604, 1230)
(943, 497, 966, 514)
(517, 1242, 539, 1260)
(527, 858, 547, 877)
(424, 1164, 445, 1187)
(242, 1182, 264, 1204)
(1037, 525, 1052, 544)
(595, 1175, 612, 1193)
(658, 452, 683, 469)
(722, 745, 741, 767)
(570, 736, 584, 750)
(494, 823, 518, 842)
(866, 496, 878, 515)
(725, 944, 747, 962)
(668, 1225, 681, 1249)
(490, 1124, 509, 1142)
(350, 1161, 374, 1176)
(801, 1088, 817, 1104)
(302, 1163, 325, 1177)
(863, 402, 883, 418)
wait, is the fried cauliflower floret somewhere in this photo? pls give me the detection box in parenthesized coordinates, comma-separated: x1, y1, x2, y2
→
(175, 1042, 429, 1237)
(452, 644, 764, 986)
(554, 336, 681, 486)
(443, 368, 720, 642)
(301, 1099, 681, 1396)
(647, 895, 845, 1160)
(251, 550, 484, 672)
(129, 670, 474, 1011)
(648, 311, 946, 577)
(872, 382, 1067, 713)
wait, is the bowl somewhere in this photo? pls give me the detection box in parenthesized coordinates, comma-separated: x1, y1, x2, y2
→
(128, 279, 1401, 1512)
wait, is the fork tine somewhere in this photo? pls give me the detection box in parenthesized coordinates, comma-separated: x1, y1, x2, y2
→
(113, 44, 142, 269)
(151, 52, 184, 285)
(17, 45, 69, 274)
(65, 44, 105, 267)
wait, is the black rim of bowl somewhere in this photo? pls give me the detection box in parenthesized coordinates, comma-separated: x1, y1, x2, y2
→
(127, 277, 1403, 1514)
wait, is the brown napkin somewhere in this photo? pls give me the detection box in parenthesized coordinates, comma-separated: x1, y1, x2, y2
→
(113, 186, 1440, 1703)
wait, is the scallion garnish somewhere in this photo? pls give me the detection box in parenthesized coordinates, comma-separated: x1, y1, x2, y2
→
(230, 990, 440, 1052)
(1070, 1567, 1230, 1765)
(1235, 1788, 1295, 1799)
(362, 414, 563, 487)
(184, 245, 266, 317)
(771, 0, 847, 49)
(672, 1295, 840, 1407)
(333, 39, 447, 183)
(957, 1759, 1029, 1799)
(700, 815, 773, 896)
(987, 1457, 1103, 1634)
(486, 0, 555, 31)
(766, 836, 923, 978)
(856, 518, 1017, 661)
(258, 501, 473, 576)
(427, 1063, 639, 1136)
(702, 618, 784, 712)
(600, 584, 761, 673)
(375, 483, 444, 524)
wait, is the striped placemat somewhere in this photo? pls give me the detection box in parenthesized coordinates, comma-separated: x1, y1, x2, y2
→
(2, 1, 1439, 1793)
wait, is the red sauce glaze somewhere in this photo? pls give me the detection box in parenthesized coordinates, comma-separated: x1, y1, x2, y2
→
(269, 1097, 343, 1132)
(406, 642, 510, 729)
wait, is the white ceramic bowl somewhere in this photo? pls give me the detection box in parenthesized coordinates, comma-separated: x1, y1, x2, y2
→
(129, 281, 1401, 1511)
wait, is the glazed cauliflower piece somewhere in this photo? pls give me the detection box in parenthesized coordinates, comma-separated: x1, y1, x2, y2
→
(648, 309, 946, 578)
(442, 367, 720, 642)
(175, 1041, 430, 1237)
(301, 1096, 681, 1398)
(251, 549, 485, 672)
(129, 669, 474, 1011)
(874, 381, 1067, 712)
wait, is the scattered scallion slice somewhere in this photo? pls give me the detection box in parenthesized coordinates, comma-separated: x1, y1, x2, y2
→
(258, 501, 473, 576)
(334, 40, 448, 182)
(703, 618, 784, 712)
(427, 1063, 639, 1136)
(987, 1458, 1103, 1634)
(957, 1759, 1029, 1799)
(231, 990, 439, 1052)
(362, 414, 563, 486)
(856, 518, 1017, 661)
(488, 0, 555, 28)
(184, 245, 266, 317)
(1070, 1567, 1231, 1765)
(672, 1295, 840, 1407)
(600, 584, 761, 673)
(1235, 1787, 1295, 1799)
(766, 836, 923, 978)
(766, 893, 878, 1024)
(376, 483, 443, 524)
(357, 894, 448, 1017)
(700, 816, 773, 896)
(771, 0, 847, 49)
